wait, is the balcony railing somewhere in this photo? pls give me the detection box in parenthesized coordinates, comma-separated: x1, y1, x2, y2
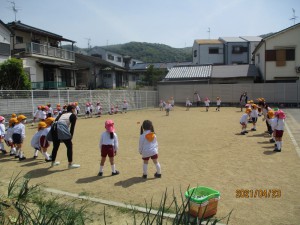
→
(25, 42, 75, 62)
(31, 81, 66, 90)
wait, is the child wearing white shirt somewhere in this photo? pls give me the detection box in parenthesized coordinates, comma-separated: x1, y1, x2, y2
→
(204, 97, 210, 112)
(216, 97, 221, 111)
(240, 108, 252, 135)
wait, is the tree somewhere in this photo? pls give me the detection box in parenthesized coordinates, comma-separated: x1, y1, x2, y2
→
(0, 58, 31, 90)
(144, 65, 167, 87)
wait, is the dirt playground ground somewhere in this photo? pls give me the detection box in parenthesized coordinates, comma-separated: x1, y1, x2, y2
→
(0, 106, 299, 225)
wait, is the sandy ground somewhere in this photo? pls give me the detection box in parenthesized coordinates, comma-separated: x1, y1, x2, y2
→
(0, 106, 300, 225)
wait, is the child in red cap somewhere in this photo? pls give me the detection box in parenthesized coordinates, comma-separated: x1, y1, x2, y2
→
(98, 120, 119, 176)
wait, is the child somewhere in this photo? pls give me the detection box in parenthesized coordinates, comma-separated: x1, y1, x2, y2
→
(240, 108, 252, 135)
(216, 97, 221, 111)
(267, 110, 277, 144)
(96, 102, 102, 117)
(250, 104, 259, 131)
(31, 122, 51, 161)
(122, 100, 128, 113)
(0, 116, 6, 154)
(139, 120, 161, 179)
(185, 97, 192, 111)
(204, 97, 210, 112)
(159, 100, 163, 111)
(109, 105, 114, 115)
(98, 120, 119, 176)
(12, 115, 27, 160)
(165, 101, 172, 116)
(85, 102, 90, 118)
(273, 110, 286, 152)
(75, 102, 80, 115)
(5, 118, 17, 156)
(114, 105, 119, 114)
(47, 103, 53, 117)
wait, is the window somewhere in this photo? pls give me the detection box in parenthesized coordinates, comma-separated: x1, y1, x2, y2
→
(108, 54, 114, 60)
(104, 74, 111, 78)
(16, 36, 23, 44)
(193, 50, 197, 57)
(265, 49, 295, 61)
(209, 48, 219, 54)
(232, 46, 248, 54)
(117, 57, 122, 62)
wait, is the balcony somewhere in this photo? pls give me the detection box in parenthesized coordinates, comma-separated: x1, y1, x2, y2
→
(31, 81, 66, 90)
(23, 42, 75, 62)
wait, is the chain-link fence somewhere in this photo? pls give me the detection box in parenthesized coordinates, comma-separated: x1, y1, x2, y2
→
(0, 90, 158, 119)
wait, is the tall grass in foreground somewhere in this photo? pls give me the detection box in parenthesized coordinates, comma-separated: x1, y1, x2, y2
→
(0, 172, 89, 225)
(0, 173, 232, 224)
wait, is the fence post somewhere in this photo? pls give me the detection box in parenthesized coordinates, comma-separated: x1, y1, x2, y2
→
(67, 89, 70, 103)
(31, 90, 34, 116)
(58, 90, 61, 105)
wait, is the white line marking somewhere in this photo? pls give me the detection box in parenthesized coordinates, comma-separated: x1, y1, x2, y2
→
(285, 122, 300, 158)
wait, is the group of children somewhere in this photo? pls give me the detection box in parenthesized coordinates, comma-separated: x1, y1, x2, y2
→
(85, 100, 129, 118)
(239, 97, 286, 152)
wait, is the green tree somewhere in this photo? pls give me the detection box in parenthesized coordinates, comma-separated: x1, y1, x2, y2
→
(144, 65, 167, 86)
(0, 58, 31, 90)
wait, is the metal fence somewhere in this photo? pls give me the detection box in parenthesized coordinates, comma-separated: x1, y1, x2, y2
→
(158, 82, 300, 107)
(0, 90, 158, 119)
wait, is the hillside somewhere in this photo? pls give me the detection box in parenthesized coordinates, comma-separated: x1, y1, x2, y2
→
(64, 42, 192, 63)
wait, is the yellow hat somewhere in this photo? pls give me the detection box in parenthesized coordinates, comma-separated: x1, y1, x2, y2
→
(17, 115, 27, 122)
(251, 104, 257, 109)
(11, 113, 17, 118)
(268, 110, 275, 119)
(9, 118, 18, 126)
(245, 108, 252, 114)
(45, 117, 55, 126)
(38, 121, 47, 129)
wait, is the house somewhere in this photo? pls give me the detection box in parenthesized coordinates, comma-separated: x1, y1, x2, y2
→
(253, 23, 300, 82)
(0, 20, 12, 63)
(161, 64, 259, 84)
(7, 21, 76, 89)
(75, 53, 139, 89)
(192, 36, 262, 65)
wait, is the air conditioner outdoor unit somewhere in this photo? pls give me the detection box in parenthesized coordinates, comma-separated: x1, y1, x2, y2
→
(296, 66, 300, 73)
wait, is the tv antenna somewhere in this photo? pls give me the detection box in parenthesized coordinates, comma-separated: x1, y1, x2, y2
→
(85, 37, 91, 49)
(290, 8, 298, 25)
(8, 1, 20, 21)
(207, 27, 211, 39)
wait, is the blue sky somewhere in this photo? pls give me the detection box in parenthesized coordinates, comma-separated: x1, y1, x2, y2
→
(1, 0, 299, 48)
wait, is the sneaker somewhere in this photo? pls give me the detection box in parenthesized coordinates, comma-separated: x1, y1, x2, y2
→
(112, 170, 120, 176)
(51, 161, 60, 167)
(33, 156, 38, 159)
(240, 132, 245, 135)
(19, 156, 26, 161)
(244, 131, 248, 133)
(273, 148, 281, 152)
(142, 174, 147, 179)
(45, 159, 52, 162)
(10, 153, 16, 156)
(154, 172, 161, 178)
(68, 164, 80, 169)
(251, 128, 256, 131)
(269, 139, 275, 143)
(98, 172, 103, 176)
(15, 155, 19, 159)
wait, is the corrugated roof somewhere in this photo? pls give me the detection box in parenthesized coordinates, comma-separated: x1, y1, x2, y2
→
(219, 37, 246, 42)
(164, 65, 212, 79)
(239, 36, 262, 42)
(130, 62, 192, 70)
(195, 39, 222, 44)
(212, 64, 259, 78)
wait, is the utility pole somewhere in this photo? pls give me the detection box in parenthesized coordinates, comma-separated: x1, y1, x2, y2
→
(85, 38, 91, 54)
(207, 27, 211, 39)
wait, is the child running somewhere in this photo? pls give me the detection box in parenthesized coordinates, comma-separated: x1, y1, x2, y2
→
(5, 118, 17, 156)
(12, 115, 27, 160)
(186, 97, 192, 111)
(139, 120, 161, 178)
(122, 100, 128, 113)
(98, 120, 119, 176)
(165, 101, 172, 116)
(204, 97, 210, 112)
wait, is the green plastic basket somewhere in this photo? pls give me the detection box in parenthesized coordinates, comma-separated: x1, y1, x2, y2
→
(185, 186, 220, 204)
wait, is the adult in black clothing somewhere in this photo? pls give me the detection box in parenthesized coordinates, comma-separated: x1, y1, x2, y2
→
(51, 105, 80, 169)
(239, 92, 248, 111)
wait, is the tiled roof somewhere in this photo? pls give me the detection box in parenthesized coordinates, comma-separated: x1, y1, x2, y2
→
(212, 64, 259, 78)
(164, 65, 212, 79)
(130, 62, 192, 70)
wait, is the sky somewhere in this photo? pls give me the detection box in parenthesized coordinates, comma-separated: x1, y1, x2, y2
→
(0, 0, 299, 48)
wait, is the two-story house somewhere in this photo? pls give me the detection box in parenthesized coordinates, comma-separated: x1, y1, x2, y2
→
(253, 23, 300, 82)
(7, 21, 76, 89)
(192, 36, 261, 65)
(0, 20, 12, 63)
